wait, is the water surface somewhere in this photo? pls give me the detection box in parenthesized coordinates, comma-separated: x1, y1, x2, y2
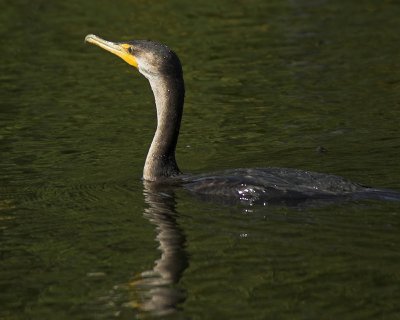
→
(1, 0, 400, 319)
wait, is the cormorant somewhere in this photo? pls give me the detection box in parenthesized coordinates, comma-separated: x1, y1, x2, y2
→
(85, 34, 399, 205)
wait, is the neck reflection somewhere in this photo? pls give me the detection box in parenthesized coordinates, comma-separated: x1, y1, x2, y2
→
(127, 181, 188, 316)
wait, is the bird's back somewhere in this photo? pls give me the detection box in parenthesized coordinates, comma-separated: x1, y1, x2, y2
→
(181, 168, 399, 205)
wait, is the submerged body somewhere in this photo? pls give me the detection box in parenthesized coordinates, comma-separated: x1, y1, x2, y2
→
(85, 34, 400, 204)
(179, 168, 399, 205)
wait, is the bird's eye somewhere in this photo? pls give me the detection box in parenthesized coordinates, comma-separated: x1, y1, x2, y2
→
(127, 46, 134, 54)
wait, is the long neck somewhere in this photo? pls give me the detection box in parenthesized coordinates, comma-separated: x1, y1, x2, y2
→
(143, 75, 185, 181)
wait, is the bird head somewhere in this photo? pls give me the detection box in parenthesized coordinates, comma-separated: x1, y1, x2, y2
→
(85, 34, 183, 80)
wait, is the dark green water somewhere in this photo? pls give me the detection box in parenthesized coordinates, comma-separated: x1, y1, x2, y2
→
(1, 0, 400, 319)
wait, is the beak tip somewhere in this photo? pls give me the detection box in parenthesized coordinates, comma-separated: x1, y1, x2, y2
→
(85, 34, 97, 44)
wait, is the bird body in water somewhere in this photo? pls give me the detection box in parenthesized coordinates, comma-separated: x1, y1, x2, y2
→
(85, 34, 400, 205)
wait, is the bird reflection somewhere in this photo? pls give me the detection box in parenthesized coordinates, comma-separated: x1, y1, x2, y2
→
(123, 181, 188, 317)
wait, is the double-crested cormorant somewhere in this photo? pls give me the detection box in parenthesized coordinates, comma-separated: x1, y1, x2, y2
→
(85, 34, 399, 205)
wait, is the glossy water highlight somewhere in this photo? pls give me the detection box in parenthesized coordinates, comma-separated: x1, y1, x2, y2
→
(1, 0, 400, 319)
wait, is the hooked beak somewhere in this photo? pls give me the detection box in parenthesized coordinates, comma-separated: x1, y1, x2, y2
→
(85, 34, 138, 68)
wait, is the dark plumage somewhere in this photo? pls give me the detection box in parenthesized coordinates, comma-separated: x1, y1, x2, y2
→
(85, 34, 400, 205)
